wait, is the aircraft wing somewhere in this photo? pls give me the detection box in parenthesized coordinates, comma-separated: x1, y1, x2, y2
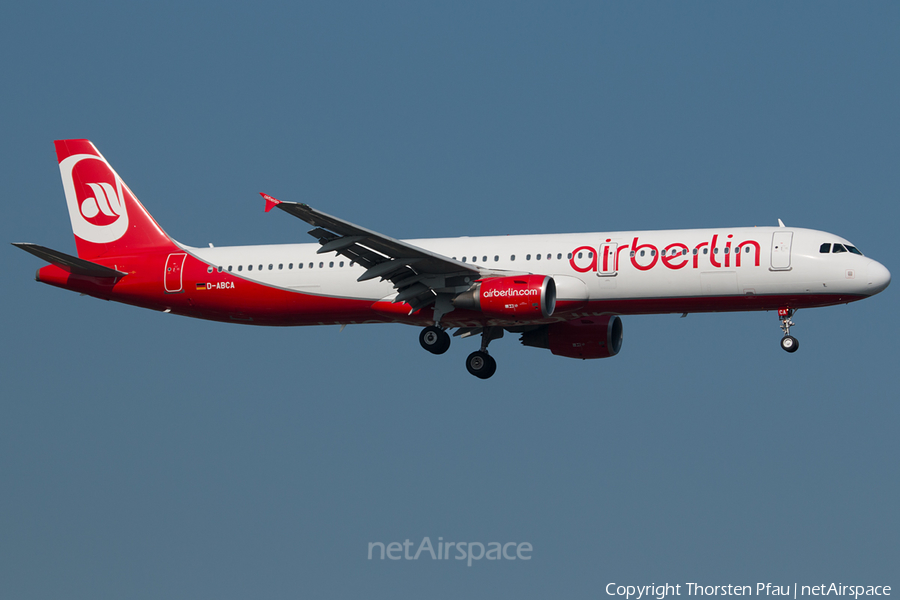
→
(261, 194, 519, 313)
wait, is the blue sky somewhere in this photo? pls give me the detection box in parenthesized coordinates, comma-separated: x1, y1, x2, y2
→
(2, 2, 898, 598)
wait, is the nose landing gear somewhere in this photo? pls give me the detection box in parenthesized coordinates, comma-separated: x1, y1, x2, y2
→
(778, 308, 799, 353)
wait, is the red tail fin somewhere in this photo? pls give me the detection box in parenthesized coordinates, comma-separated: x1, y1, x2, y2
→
(55, 139, 177, 260)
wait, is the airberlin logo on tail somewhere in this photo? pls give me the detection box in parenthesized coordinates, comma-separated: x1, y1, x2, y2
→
(81, 183, 124, 221)
(59, 153, 129, 244)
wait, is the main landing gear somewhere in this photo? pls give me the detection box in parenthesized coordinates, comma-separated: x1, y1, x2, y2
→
(466, 351, 496, 379)
(419, 325, 451, 354)
(778, 308, 799, 353)
(466, 327, 502, 379)
(418, 325, 501, 379)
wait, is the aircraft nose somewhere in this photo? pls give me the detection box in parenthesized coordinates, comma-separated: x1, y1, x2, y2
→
(865, 260, 891, 295)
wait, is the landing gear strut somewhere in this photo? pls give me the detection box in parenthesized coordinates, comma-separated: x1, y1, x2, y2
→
(466, 327, 502, 379)
(778, 308, 799, 353)
(419, 325, 450, 354)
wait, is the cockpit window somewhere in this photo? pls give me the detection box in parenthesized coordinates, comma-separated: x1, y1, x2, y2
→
(846, 245, 862, 256)
(819, 243, 831, 253)
(832, 244, 847, 253)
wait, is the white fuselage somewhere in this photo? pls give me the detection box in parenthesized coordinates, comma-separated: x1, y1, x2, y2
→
(186, 226, 888, 315)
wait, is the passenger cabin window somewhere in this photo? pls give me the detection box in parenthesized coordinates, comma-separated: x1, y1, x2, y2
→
(820, 243, 831, 253)
(510, 255, 516, 261)
(248, 265, 253, 271)
(494, 255, 499, 262)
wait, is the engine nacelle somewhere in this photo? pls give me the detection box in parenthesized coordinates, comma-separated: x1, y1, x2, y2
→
(520, 315, 623, 359)
(453, 275, 556, 320)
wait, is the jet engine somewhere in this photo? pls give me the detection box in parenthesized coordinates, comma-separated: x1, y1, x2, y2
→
(452, 274, 556, 319)
(520, 315, 623, 359)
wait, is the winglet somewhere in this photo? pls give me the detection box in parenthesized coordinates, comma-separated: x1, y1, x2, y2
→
(261, 193, 282, 213)
(778, 218, 786, 228)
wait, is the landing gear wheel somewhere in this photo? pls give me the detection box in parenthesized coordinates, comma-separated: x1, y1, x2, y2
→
(419, 326, 450, 355)
(780, 335, 799, 353)
(466, 350, 497, 379)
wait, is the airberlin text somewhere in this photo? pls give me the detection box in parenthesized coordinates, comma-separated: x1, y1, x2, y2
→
(571, 234, 761, 274)
(605, 584, 890, 600)
(482, 287, 539, 298)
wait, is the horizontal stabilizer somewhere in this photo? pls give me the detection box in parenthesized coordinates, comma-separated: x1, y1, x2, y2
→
(12, 243, 128, 278)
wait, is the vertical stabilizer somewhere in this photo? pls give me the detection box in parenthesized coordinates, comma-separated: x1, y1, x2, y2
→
(55, 139, 177, 260)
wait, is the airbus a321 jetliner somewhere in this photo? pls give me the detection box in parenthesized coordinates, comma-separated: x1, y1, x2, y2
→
(15, 140, 892, 379)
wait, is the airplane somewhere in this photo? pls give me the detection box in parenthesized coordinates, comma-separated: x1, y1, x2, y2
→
(15, 139, 891, 379)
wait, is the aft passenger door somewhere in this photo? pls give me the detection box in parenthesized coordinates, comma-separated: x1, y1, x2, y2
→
(164, 253, 187, 293)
